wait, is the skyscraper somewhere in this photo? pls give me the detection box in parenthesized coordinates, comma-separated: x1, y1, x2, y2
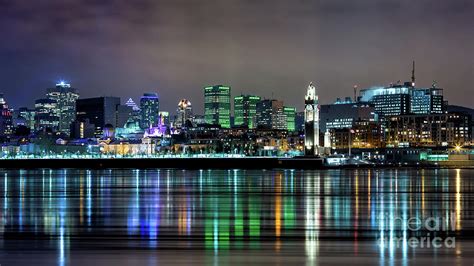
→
(16, 107, 36, 130)
(234, 95, 260, 128)
(283, 106, 296, 132)
(125, 98, 141, 124)
(304, 82, 319, 156)
(140, 93, 160, 129)
(176, 99, 193, 128)
(46, 82, 79, 134)
(204, 85, 231, 128)
(76, 97, 122, 136)
(256, 99, 286, 130)
(410, 86, 444, 114)
(35, 98, 59, 131)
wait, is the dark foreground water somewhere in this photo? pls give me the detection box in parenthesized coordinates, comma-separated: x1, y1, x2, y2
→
(0, 168, 473, 265)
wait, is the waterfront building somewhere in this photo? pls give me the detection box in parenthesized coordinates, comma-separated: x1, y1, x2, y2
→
(360, 85, 411, 116)
(46, 82, 79, 134)
(204, 85, 231, 128)
(384, 112, 471, 147)
(320, 101, 376, 133)
(176, 99, 193, 128)
(329, 121, 382, 149)
(34, 98, 59, 131)
(234, 95, 261, 128)
(0, 94, 13, 137)
(140, 93, 160, 129)
(256, 99, 286, 130)
(76, 97, 123, 136)
(410, 86, 444, 114)
(304, 82, 319, 156)
(283, 106, 296, 132)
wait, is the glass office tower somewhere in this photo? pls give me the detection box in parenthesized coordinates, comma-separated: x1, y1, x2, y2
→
(234, 95, 260, 128)
(204, 85, 231, 128)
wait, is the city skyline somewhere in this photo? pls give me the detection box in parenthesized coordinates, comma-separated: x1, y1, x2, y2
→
(1, 0, 473, 113)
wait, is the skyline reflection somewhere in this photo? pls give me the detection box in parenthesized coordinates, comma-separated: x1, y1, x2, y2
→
(0, 168, 472, 265)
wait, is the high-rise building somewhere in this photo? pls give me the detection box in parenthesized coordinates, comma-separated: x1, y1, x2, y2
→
(304, 82, 319, 156)
(256, 99, 286, 130)
(125, 98, 141, 123)
(46, 82, 79, 134)
(204, 85, 231, 128)
(76, 97, 122, 136)
(0, 94, 13, 137)
(283, 106, 296, 132)
(35, 98, 59, 131)
(16, 107, 36, 130)
(360, 85, 411, 116)
(410, 86, 444, 114)
(176, 99, 193, 128)
(140, 93, 160, 129)
(234, 95, 260, 128)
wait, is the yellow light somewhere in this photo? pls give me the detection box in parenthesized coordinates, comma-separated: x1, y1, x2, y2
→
(455, 145, 461, 152)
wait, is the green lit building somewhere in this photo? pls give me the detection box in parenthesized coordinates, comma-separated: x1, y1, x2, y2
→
(234, 95, 261, 128)
(204, 85, 231, 128)
(284, 106, 296, 132)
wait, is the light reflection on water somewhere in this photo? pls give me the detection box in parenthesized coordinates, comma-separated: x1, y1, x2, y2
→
(0, 168, 473, 265)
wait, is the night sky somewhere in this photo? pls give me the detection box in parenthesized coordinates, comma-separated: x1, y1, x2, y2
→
(1, 0, 473, 114)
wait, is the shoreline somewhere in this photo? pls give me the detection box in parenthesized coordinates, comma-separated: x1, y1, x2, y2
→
(0, 157, 472, 169)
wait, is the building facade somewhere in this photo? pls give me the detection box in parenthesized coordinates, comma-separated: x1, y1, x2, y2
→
(46, 82, 79, 134)
(385, 113, 471, 147)
(320, 102, 376, 133)
(234, 95, 260, 128)
(204, 85, 231, 128)
(176, 99, 193, 128)
(140, 93, 160, 129)
(76, 97, 123, 136)
(283, 106, 296, 132)
(35, 98, 59, 131)
(256, 99, 286, 130)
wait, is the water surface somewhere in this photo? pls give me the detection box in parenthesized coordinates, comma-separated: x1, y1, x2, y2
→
(0, 168, 473, 265)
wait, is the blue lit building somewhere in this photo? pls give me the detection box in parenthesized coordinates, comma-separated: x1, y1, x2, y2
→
(140, 93, 160, 129)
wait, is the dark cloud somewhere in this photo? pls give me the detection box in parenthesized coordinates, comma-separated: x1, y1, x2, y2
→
(0, 0, 473, 113)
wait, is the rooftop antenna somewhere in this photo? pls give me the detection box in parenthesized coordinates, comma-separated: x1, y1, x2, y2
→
(411, 60, 416, 86)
